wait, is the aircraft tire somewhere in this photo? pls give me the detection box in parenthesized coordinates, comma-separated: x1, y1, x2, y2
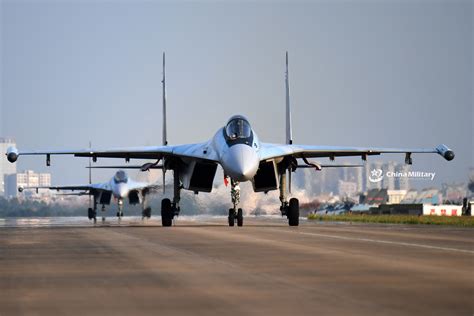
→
(88, 208, 95, 220)
(237, 208, 243, 227)
(161, 198, 173, 227)
(288, 198, 299, 226)
(228, 209, 235, 227)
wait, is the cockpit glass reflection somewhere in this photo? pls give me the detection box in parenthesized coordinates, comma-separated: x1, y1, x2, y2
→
(114, 170, 128, 184)
(225, 119, 251, 140)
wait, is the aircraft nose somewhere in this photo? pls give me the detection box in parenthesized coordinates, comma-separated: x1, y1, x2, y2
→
(114, 184, 128, 199)
(222, 144, 259, 181)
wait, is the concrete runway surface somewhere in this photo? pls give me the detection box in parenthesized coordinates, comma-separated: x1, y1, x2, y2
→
(0, 216, 472, 316)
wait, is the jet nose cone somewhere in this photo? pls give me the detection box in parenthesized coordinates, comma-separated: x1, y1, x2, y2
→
(114, 184, 128, 199)
(222, 144, 259, 181)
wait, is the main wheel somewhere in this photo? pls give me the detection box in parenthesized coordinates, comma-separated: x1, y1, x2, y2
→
(288, 198, 299, 226)
(228, 208, 235, 227)
(237, 208, 243, 227)
(88, 208, 96, 220)
(142, 207, 151, 218)
(161, 198, 173, 227)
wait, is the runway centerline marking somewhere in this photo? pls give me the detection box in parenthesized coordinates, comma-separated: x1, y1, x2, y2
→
(270, 229, 474, 254)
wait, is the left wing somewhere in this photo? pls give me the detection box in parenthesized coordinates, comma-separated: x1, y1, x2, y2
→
(259, 143, 455, 163)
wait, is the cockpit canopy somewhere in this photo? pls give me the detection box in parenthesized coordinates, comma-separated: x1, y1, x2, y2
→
(114, 170, 128, 184)
(225, 116, 252, 140)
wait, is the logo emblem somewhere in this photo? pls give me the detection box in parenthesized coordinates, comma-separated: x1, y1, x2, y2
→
(369, 169, 384, 183)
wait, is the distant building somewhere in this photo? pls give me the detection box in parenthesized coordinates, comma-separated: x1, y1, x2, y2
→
(387, 190, 408, 204)
(355, 166, 364, 193)
(338, 180, 358, 198)
(0, 137, 17, 196)
(365, 161, 383, 191)
(365, 161, 411, 191)
(396, 164, 411, 190)
(365, 188, 388, 205)
(383, 161, 397, 190)
(441, 183, 466, 204)
(5, 170, 52, 198)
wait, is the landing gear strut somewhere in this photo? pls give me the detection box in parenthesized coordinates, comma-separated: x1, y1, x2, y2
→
(101, 204, 106, 222)
(116, 199, 124, 222)
(228, 180, 244, 227)
(142, 192, 151, 219)
(88, 195, 98, 224)
(88, 207, 96, 223)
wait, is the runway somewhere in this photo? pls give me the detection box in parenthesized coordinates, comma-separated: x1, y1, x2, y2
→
(0, 216, 472, 316)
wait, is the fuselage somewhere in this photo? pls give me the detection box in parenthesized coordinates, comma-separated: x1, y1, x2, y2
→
(104, 170, 141, 200)
(210, 115, 261, 182)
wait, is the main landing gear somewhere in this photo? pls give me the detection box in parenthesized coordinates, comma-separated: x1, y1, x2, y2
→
(228, 180, 244, 227)
(142, 193, 151, 219)
(101, 204, 106, 222)
(279, 172, 299, 226)
(161, 168, 181, 227)
(280, 198, 299, 226)
(88, 207, 97, 224)
(88, 195, 98, 224)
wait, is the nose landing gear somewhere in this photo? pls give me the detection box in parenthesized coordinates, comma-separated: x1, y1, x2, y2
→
(116, 199, 124, 222)
(228, 180, 244, 227)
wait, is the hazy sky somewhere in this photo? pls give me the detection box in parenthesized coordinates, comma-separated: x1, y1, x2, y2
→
(1, 0, 472, 187)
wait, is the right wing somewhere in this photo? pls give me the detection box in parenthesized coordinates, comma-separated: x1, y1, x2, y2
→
(18, 183, 110, 194)
(6, 142, 218, 165)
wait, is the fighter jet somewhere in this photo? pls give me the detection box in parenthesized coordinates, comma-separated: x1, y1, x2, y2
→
(6, 52, 455, 227)
(18, 170, 160, 223)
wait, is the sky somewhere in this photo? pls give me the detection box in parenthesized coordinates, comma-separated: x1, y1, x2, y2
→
(1, 0, 472, 188)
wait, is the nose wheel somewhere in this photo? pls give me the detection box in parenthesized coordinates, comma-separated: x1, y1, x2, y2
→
(228, 208, 243, 227)
(228, 180, 244, 227)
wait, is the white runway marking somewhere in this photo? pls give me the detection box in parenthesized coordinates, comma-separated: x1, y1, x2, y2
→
(275, 230, 474, 254)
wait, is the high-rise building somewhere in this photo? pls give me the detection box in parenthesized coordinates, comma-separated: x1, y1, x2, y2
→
(5, 170, 52, 198)
(0, 138, 17, 196)
(383, 161, 397, 190)
(365, 161, 383, 191)
(396, 164, 411, 190)
(338, 180, 358, 198)
(355, 166, 364, 193)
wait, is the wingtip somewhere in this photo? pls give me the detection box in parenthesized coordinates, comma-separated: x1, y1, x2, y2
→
(436, 144, 455, 161)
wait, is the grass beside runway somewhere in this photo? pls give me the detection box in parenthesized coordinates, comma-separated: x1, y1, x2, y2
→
(307, 214, 474, 227)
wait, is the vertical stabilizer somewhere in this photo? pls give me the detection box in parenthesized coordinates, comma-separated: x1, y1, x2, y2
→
(88, 141, 92, 208)
(162, 52, 168, 146)
(285, 52, 294, 194)
(285, 51, 293, 145)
